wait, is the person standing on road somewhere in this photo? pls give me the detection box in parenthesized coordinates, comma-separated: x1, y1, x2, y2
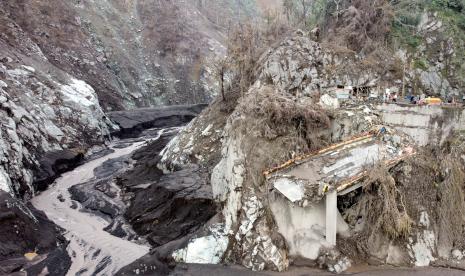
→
(385, 89, 391, 103)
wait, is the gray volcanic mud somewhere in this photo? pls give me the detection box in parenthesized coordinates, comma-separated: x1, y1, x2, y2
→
(0, 191, 71, 275)
(108, 104, 207, 138)
(116, 133, 218, 275)
(123, 134, 218, 245)
(67, 128, 181, 241)
(125, 166, 216, 247)
(31, 137, 156, 275)
(117, 130, 217, 248)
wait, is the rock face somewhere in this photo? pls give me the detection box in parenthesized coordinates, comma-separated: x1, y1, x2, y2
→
(0, 0, 259, 110)
(321, 1, 464, 99)
(407, 11, 464, 98)
(0, 59, 114, 199)
(0, 191, 71, 275)
(257, 37, 385, 95)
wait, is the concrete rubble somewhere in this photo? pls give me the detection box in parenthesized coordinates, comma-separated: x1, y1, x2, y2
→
(268, 131, 413, 206)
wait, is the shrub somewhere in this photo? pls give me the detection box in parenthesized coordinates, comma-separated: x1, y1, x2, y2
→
(413, 58, 429, 70)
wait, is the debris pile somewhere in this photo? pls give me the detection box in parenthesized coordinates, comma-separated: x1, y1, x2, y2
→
(155, 31, 465, 273)
(341, 133, 465, 268)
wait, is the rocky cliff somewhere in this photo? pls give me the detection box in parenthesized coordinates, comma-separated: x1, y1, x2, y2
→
(391, 1, 465, 98)
(320, 0, 465, 98)
(0, 57, 113, 199)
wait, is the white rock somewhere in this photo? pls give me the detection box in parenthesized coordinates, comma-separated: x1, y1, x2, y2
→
(21, 65, 36, 73)
(237, 196, 263, 238)
(0, 80, 8, 89)
(0, 168, 12, 194)
(201, 124, 213, 136)
(43, 121, 65, 140)
(319, 94, 340, 110)
(452, 249, 463, 260)
(363, 107, 371, 114)
(419, 211, 430, 227)
(408, 212, 436, 266)
(172, 224, 228, 264)
(211, 136, 244, 231)
(329, 257, 351, 274)
(60, 78, 98, 107)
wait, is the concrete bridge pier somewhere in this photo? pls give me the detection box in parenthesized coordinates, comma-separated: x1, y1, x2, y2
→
(325, 190, 337, 246)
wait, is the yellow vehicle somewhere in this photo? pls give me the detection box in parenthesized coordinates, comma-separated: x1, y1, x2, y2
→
(421, 97, 442, 105)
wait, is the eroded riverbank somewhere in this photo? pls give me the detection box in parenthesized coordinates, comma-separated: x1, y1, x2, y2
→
(30, 131, 167, 275)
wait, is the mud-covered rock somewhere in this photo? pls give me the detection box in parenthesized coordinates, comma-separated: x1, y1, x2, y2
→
(68, 152, 139, 240)
(125, 165, 217, 247)
(33, 150, 85, 192)
(108, 104, 207, 138)
(0, 191, 71, 275)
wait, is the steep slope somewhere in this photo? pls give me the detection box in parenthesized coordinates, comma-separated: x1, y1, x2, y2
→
(0, 0, 272, 198)
(154, 32, 385, 272)
(0, 0, 263, 111)
(0, 46, 113, 199)
(150, 29, 465, 273)
(320, 0, 465, 98)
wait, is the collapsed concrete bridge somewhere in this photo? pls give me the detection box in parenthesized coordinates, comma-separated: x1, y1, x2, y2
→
(265, 131, 414, 253)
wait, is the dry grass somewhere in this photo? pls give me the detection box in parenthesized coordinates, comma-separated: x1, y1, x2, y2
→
(399, 142, 465, 251)
(437, 155, 465, 250)
(343, 140, 465, 260)
(364, 166, 413, 240)
(322, 0, 394, 54)
(348, 165, 413, 242)
(238, 86, 331, 149)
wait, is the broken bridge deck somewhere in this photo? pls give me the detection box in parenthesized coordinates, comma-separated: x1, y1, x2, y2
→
(265, 132, 414, 245)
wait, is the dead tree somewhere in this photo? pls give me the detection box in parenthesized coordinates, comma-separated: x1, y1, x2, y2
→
(214, 57, 228, 101)
(333, 0, 343, 20)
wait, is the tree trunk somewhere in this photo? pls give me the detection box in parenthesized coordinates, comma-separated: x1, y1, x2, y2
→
(221, 70, 225, 101)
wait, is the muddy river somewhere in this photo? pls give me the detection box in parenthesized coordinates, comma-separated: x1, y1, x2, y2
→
(31, 132, 164, 275)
